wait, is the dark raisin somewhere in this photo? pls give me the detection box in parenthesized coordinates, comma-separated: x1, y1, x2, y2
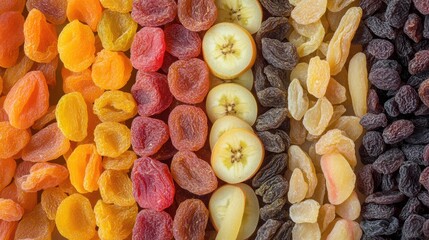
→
(353, 23, 373, 45)
(409, 50, 429, 75)
(261, 38, 298, 71)
(407, 71, 429, 88)
(257, 87, 287, 108)
(259, 0, 293, 17)
(405, 128, 429, 144)
(401, 144, 425, 165)
(411, 117, 429, 128)
(413, 0, 429, 15)
(252, 153, 288, 188)
(360, 113, 388, 130)
(419, 79, 429, 108)
(363, 131, 386, 157)
(360, 145, 377, 164)
(257, 130, 290, 153)
(254, 58, 269, 93)
(362, 203, 395, 220)
(394, 85, 420, 114)
(367, 89, 384, 114)
(384, 98, 400, 118)
(357, 165, 376, 195)
(418, 191, 429, 207)
(264, 65, 288, 90)
(365, 191, 406, 204)
(255, 17, 290, 50)
(382, 120, 415, 144)
(367, 39, 394, 60)
(360, 217, 400, 237)
(415, 103, 429, 116)
(403, 214, 425, 238)
(365, 16, 397, 40)
(372, 148, 405, 174)
(255, 219, 283, 240)
(360, 0, 384, 19)
(414, 39, 429, 52)
(372, 59, 402, 74)
(256, 108, 289, 132)
(399, 197, 422, 221)
(255, 175, 289, 203)
(369, 68, 401, 91)
(384, 0, 411, 28)
(424, 144, 429, 165)
(404, 13, 423, 43)
(398, 161, 422, 197)
(395, 32, 415, 66)
(260, 197, 289, 221)
(423, 219, 429, 238)
(424, 15, 429, 39)
(381, 174, 398, 192)
(420, 166, 429, 190)
(272, 221, 293, 240)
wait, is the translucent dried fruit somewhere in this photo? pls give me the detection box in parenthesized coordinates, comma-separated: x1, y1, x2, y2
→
(132, 0, 176, 27)
(94, 122, 130, 158)
(0, 220, 17, 240)
(333, 116, 363, 141)
(32, 56, 58, 87)
(173, 199, 209, 240)
(40, 187, 67, 221)
(97, 10, 137, 52)
(15, 205, 54, 240)
(0, 158, 15, 193)
(316, 129, 356, 167)
(292, 223, 321, 240)
(67, 144, 102, 193)
(92, 50, 132, 90)
(290, 118, 307, 145)
(4, 71, 49, 129)
(58, 20, 95, 72)
(288, 145, 318, 198)
(290, 20, 325, 57)
(131, 116, 169, 157)
(327, 7, 362, 75)
(26, 0, 67, 25)
(66, 0, 102, 31)
(326, 219, 362, 240)
(291, 0, 327, 25)
(16, 162, 69, 192)
(177, 0, 217, 32)
(93, 90, 137, 122)
(288, 168, 308, 204)
(168, 105, 208, 152)
(56, 92, 88, 142)
(303, 97, 334, 136)
(0, 198, 24, 222)
(130, 27, 165, 72)
(290, 199, 320, 223)
(132, 209, 173, 240)
(0, 11, 24, 68)
(100, 0, 132, 13)
(307, 56, 330, 98)
(287, 79, 308, 121)
(22, 123, 70, 162)
(313, 174, 327, 205)
(94, 200, 138, 240)
(2, 55, 33, 95)
(131, 157, 175, 211)
(168, 58, 209, 104)
(164, 23, 201, 60)
(56, 194, 96, 240)
(318, 204, 336, 232)
(335, 191, 360, 220)
(61, 68, 104, 104)
(0, 182, 37, 213)
(98, 170, 135, 207)
(102, 151, 136, 171)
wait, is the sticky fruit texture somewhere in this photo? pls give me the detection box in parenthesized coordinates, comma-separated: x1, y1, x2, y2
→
(0, 158, 15, 192)
(130, 27, 165, 72)
(348, 52, 368, 117)
(173, 199, 208, 240)
(0, 0, 25, 14)
(327, 7, 362, 75)
(2, 55, 33, 95)
(168, 58, 210, 104)
(23, 9, 58, 63)
(97, 10, 137, 52)
(15, 162, 69, 192)
(32, 56, 58, 87)
(333, 116, 363, 141)
(131, 0, 176, 27)
(0, 11, 24, 68)
(0, 220, 18, 240)
(290, 199, 321, 223)
(290, 19, 325, 57)
(325, 77, 347, 105)
(318, 204, 335, 232)
(0, 198, 24, 222)
(26, 0, 67, 25)
(288, 168, 308, 204)
(67, 144, 102, 193)
(132, 209, 173, 240)
(93, 90, 137, 123)
(292, 223, 321, 240)
(326, 219, 362, 240)
(21, 123, 70, 162)
(94, 122, 131, 158)
(15, 205, 54, 240)
(98, 170, 135, 207)
(303, 97, 334, 136)
(131, 157, 175, 211)
(335, 191, 361, 220)
(291, 0, 327, 25)
(100, 0, 132, 13)
(131, 71, 173, 117)
(164, 23, 201, 60)
(61, 68, 104, 104)
(94, 200, 138, 240)
(288, 145, 318, 198)
(321, 152, 356, 205)
(171, 151, 218, 195)
(56, 194, 96, 240)
(0, 182, 37, 213)
(58, 20, 95, 72)
(315, 129, 356, 168)
(178, 0, 217, 32)
(168, 105, 208, 152)
(0, 122, 30, 159)
(66, 0, 101, 31)
(307, 56, 330, 98)
(131, 116, 169, 157)
(4, 71, 49, 129)
(40, 187, 67, 220)
(91, 50, 132, 90)
(56, 92, 88, 142)
(102, 150, 137, 171)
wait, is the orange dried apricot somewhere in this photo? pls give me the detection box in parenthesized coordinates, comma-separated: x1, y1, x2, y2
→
(2, 55, 33, 94)
(56, 92, 88, 142)
(0, 183, 37, 214)
(0, 198, 24, 222)
(0, 158, 16, 192)
(0, 97, 8, 122)
(15, 162, 69, 192)
(0, 11, 24, 68)
(31, 56, 58, 87)
(0, 0, 25, 14)
(31, 105, 56, 130)
(66, 0, 102, 31)
(41, 187, 67, 220)
(23, 9, 58, 63)
(4, 71, 49, 129)
(14, 205, 54, 240)
(0, 220, 18, 240)
(92, 49, 133, 90)
(0, 121, 31, 159)
(61, 67, 104, 104)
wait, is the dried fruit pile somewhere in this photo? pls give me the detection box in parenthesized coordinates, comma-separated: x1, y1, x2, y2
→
(356, 0, 429, 238)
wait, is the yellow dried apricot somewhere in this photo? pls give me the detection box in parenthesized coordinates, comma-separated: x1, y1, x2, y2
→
(41, 187, 67, 220)
(93, 90, 137, 122)
(98, 170, 135, 207)
(102, 150, 137, 171)
(97, 10, 137, 52)
(94, 122, 131, 158)
(56, 92, 88, 142)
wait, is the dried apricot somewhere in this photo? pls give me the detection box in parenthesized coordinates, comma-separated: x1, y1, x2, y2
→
(168, 105, 208, 151)
(61, 67, 104, 104)
(168, 58, 210, 104)
(92, 49, 132, 90)
(102, 150, 137, 171)
(93, 90, 137, 122)
(26, 0, 67, 25)
(0, 121, 31, 159)
(29, 105, 56, 131)
(40, 187, 67, 220)
(0, 182, 37, 213)
(4, 71, 49, 129)
(0, 220, 17, 240)
(24, 9, 58, 63)
(97, 10, 137, 52)
(131, 116, 169, 157)
(130, 27, 165, 72)
(0, 11, 24, 68)
(164, 23, 201, 60)
(15, 162, 69, 192)
(0, 0, 25, 14)
(131, 0, 177, 27)
(98, 170, 135, 207)
(66, 0, 102, 31)
(32, 56, 58, 87)
(0, 198, 24, 222)
(2, 55, 33, 94)
(0, 158, 16, 192)
(14, 205, 54, 240)
(94, 122, 131, 158)
(173, 199, 209, 240)
(178, 0, 217, 31)
(56, 92, 88, 142)
(100, 0, 132, 13)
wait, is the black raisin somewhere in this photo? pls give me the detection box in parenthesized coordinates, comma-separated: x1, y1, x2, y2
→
(367, 39, 394, 60)
(405, 128, 429, 144)
(413, 0, 429, 15)
(404, 13, 423, 43)
(257, 130, 290, 153)
(360, 144, 377, 165)
(365, 16, 397, 40)
(256, 108, 289, 132)
(261, 38, 298, 71)
(254, 58, 270, 93)
(255, 175, 289, 203)
(367, 89, 385, 114)
(372, 148, 405, 174)
(381, 174, 398, 192)
(372, 59, 402, 74)
(363, 131, 386, 157)
(420, 166, 429, 191)
(384, 0, 411, 28)
(360, 0, 384, 19)
(255, 17, 290, 50)
(382, 120, 415, 144)
(398, 161, 422, 197)
(360, 217, 400, 237)
(369, 68, 401, 91)
(424, 15, 429, 39)
(423, 219, 429, 238)
(365, 191, 406, 204)
(403, 214, 425, 239)
(360, 113, 388, 130)
(384, 98, 401, 118)
(395, 32, 415, 66)
(419, 79, 429, 108)
(353, 23, 373, 45)
(407, 71, 429, 88)
(357, 165, 376, 196)
(264, 65, 288, 91)
(252, 153, 287, 188)
(409, 50, 429, 75)
(399, 197, 422, 221)
(362, 203, 395, 220)
(255, 219, 283, 240)
(260, 197, 289, 221)
(272, 220, 293, 240)
(394, 85, 420, 114)
(257, 87, 287, 108)
(259, 0, 293, 17)
(401, 144, 425, 165)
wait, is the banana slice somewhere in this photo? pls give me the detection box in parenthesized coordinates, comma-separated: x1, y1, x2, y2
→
(211, 128, 264, 184)
(210, 115, 253, 150)
(209, 69, 254, 91)
(206, 83, 257, 125)
(210, 183, 259, 240)
(209, 184, 245, 240)
(215, 0, 263, 34)
(203, 22, 256, 80)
